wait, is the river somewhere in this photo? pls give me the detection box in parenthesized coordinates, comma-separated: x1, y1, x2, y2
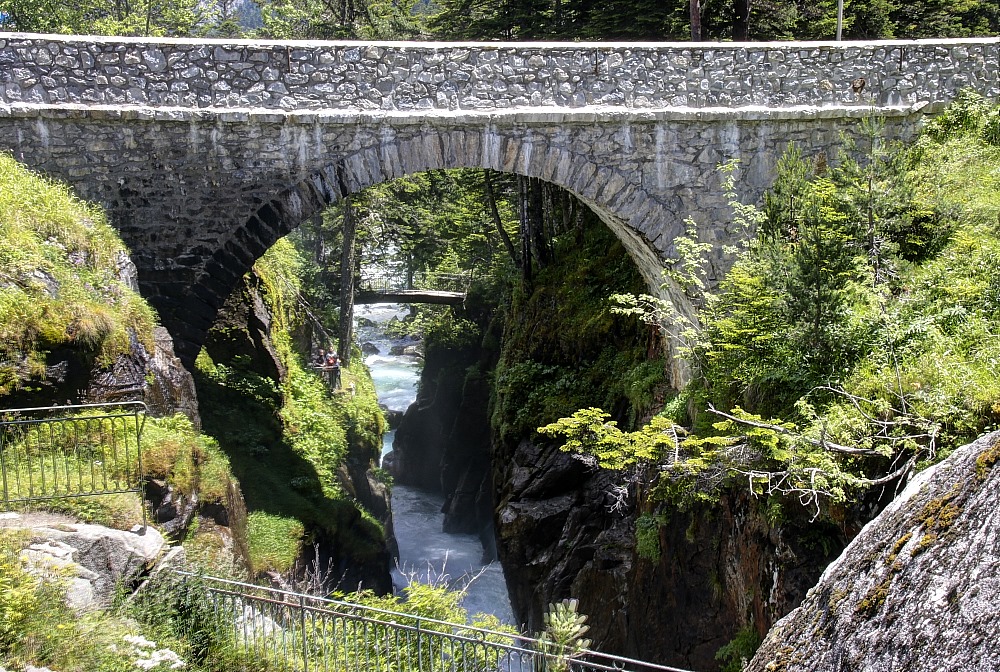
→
(355, 304, 515, 626)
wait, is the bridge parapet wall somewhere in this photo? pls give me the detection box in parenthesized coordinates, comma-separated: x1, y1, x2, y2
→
(1, 33, 997, 113)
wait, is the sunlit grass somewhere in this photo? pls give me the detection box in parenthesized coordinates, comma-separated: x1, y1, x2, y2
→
(0, 153, 156, 395)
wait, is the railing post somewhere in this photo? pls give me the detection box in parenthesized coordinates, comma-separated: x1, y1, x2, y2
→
(299, 593, 309, 672)
(1, 428, 9, 509)
(416, 617, 423, 670)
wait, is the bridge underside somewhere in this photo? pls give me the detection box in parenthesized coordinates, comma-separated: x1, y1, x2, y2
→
(0, 105, 924, 376)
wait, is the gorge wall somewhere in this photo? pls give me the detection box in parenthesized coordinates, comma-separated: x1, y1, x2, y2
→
(493, 435, 849, 669)
(198, 272, 394, 592)
(386, 220, 853, 670)
(386, 295, 499, 554)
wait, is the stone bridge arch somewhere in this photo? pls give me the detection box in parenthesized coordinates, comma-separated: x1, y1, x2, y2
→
(182, 116, 694, 375)
(155, 110, 845, 373)
(1, 34, 997, 376)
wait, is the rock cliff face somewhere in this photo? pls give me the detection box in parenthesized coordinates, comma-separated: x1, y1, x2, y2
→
(387, 338, 496, 552)
(392, 344, 845, 669)
(749, 431, 1000, 672)
(0, 512, 167, 612)
(494, 436, 845, 670)
(2, 249, 200, 425)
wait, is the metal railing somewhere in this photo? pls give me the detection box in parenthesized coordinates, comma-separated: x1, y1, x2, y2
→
(358, 272, 472, 295)
(162, 572, 691, 672)
(0, 402, 146, 513)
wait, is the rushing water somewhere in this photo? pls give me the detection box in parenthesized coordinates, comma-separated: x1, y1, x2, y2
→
(355, 304, 516, 626)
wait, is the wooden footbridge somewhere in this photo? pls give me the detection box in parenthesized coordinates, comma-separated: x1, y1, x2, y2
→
(355, 289, 465, 305)
(355, 273, 469, 306)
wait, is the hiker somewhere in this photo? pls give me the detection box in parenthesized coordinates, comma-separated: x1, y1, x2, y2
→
(329, 351, 342, 389)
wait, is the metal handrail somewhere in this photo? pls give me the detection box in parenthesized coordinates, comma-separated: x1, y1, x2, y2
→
(168, 571, 693, 672)
(0, 402, 147, 527)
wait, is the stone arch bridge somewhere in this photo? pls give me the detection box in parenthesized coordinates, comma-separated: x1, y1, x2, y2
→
(1, 33, 997, 377)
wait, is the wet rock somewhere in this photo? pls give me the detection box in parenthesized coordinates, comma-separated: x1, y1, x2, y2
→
(382, 407, 404, 429)
(361, 341, 380, 355)
(143, 326, 201, 428)
(494, 435, 845, 671)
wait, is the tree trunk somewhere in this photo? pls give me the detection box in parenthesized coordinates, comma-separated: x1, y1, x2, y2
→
(338, 197, 357, 366)
(733, 0, 750, 40)
(484, 170, 521, 267)
(690, 0, 702, 41)
(517, 176, 533, 283)
(527, 177, 549, 267)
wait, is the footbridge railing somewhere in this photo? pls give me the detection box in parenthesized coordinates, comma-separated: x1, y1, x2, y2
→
(357, 272, 470, 306)
(162, 572, 692, 672)
(0, 402, 146, 512)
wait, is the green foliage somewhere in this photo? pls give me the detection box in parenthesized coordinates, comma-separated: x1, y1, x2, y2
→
(634, 513, 666, 563)
(0, 530, 55, 653)
(716, 624, 762, 672)
(542, 100, 1000, 520)
(3, 524, 519, 671)
(142, 413, 233, 505)
(421, 308, 482, 352)
(538, 408, 679, 471)
(1, 530, 200, 671)
(923, 89, 999, 144)
(40, 494, 144, 530)
(246, 511, 305, 573)
(427, 0, 999, 42)
(493, 219, 663, 445)
(0, 0, 209, 35)
(290, 168, 519, 332)
(196, 241, 388, 576)
(0, 154, 156, 395)
(254, 0, 420, 39)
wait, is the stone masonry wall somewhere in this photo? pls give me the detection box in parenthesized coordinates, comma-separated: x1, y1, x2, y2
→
(0, 34, 998, 113)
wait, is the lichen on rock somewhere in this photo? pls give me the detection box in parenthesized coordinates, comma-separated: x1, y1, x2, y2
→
(749, 431, 1000, 672)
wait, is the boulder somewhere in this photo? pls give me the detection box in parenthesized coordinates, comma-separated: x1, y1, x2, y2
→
(749, 431, 1000, 672)
(5, 514, 166, 611)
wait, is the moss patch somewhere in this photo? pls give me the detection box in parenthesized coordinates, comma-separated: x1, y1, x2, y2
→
(975, 436, 1000, 480)
(885, 531, 913, 566)
(910, 484, 965, 557)
(855, 573, 895, 616)
(0, 153, 156, 397)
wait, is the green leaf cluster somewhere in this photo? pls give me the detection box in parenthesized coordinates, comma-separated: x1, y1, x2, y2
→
(538, 408, 677, 471)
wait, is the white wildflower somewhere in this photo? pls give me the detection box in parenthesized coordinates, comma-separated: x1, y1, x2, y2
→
(122, 634, 185, 670)
(123, 634, 157, 649)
